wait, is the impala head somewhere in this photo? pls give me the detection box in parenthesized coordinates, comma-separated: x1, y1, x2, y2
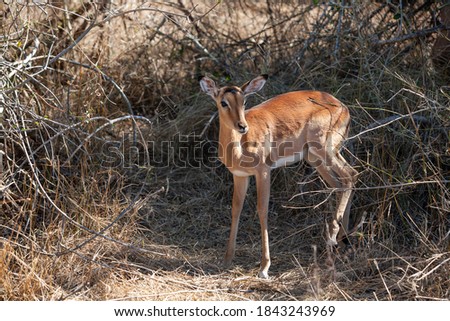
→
(199, 74, 268, 134)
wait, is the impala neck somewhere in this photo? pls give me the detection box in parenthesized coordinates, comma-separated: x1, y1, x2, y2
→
(218, 122, 244, 167)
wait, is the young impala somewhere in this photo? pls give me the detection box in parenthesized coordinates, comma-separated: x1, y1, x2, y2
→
(199, 75, 358, 278)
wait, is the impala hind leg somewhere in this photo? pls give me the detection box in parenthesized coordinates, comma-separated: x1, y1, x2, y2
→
(306, 148, 356, 247)
(224, 175, 249, 267)
(330, 153, 358, 244)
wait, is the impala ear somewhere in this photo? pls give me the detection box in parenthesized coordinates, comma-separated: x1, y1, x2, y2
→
(241, 74, 268, 96)
(199, 76, 218, 98)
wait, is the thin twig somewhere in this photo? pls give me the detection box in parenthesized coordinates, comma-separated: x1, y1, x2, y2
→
(289, 180, 450, 201)
(347, 108, 431, 141)
(373, 259, 393, 301)
(61, 115, 152, 167)
(371, 25, 450, 45)
(56, 186, 165, 257)
(333, 4, 344, 61)
(60, 58, 138, 145)
(200, 111, 217, 137)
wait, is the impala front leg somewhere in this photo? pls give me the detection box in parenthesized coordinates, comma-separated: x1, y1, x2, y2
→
(256, 170, 271, 279)
(224, 175, 249, 267)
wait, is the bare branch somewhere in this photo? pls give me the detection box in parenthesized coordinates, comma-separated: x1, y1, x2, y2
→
(371, 25, 450, 46)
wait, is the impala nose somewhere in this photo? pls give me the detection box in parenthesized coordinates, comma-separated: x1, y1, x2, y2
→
(237, 122, 248, 134)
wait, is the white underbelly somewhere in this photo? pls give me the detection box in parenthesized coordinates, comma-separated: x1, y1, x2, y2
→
(229, 168, 251, 177)
(271, 152, 304, 169)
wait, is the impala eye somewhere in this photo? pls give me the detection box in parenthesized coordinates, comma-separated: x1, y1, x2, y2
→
(220, 100, 228, 108)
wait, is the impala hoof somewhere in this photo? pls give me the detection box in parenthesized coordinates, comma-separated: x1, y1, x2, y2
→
(326, 237, 338, 247)
(258, 270, 269, 279)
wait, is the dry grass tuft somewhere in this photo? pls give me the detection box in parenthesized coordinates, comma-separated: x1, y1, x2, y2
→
(1, 1, 449, 300)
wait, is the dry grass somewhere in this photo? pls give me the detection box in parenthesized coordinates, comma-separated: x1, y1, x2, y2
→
(1, 1, 449, 301)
